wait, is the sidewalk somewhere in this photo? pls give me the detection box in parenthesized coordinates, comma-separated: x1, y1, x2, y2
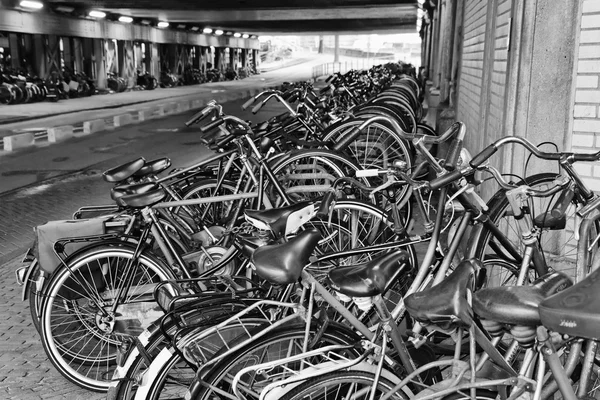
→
(0, 56, 325, 143)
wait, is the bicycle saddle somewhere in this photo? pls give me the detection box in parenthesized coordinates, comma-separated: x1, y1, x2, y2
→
(473, 270, 572, 326)
(132, 157, 172, 178)
(245, 201, 315, 239)
(235, 233, 269, 259)
(251, 228, 321, 285)
(103, 157, 146, 183)
(327, 250, 411, 297)
(111, 182, 157, 206)
(539, 267, 600, 340)
(405, 259, 480, 329)
(120, 186, 166, 208)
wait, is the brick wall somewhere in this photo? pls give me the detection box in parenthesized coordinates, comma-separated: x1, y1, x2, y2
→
(570, 1, 600, 190)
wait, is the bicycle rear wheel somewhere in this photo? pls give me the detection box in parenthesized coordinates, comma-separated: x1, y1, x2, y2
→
(279, 370, 408, 400)
(39, 245, 175, 392)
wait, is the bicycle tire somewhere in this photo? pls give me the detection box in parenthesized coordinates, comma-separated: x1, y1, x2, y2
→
(110, 300, 260, 400)
(466, 172, 598, 282)
(186, 322, 361, 400)
(321, 118, 413, 207)
(279, 370, 408, 400)
(39, 245, 176, 392)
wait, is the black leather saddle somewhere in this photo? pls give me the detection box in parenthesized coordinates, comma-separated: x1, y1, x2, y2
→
(103, 157, 146, 183)
(473, 271, 573, 326)
(539, 267, 600, 340)
(119, 185, 166, 209)
(111, 182, 157, 207)
(327, 250, 412, 297)
(251, 228, 321, 285)
(245, 201, 314, 239)
(405, 259, 481, 329)
(132, 158, 172, 179)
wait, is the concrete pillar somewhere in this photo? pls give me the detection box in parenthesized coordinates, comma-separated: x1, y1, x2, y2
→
(229, 48, 234, 69)
(117, 40, 135, 88)
(32, 34, 46, 78)
(241, 49, 247, 68)
(73, 38, 84, 74)
(150, 43, 159, 76)
(62, 37, 74, 72)
(439, 0, 457, 103)
(504, 0, 580, 177)
(214, 48, 222, 71)
(93, 38, 106, 89)
(82, 38, 94, 78)
(46, 35, 62, 75)
(8, 33, 20, 69)
(334, 34, 340, 63)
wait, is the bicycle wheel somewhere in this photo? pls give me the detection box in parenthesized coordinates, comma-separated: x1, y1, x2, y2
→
(322, 119, 413, 207)
(173, 179, 239, 231)
(39, 245, 176, 392)
(187, 322, 360, 400)
(268, 149, 368, 206)
(111, 306, 263, 400)
(467, 173, 598, 282)
(133, 317, 268, 400)
(279, 370, 408, 400)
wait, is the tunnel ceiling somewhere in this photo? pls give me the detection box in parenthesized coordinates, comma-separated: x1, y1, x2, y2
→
(41, 0, 419, 35)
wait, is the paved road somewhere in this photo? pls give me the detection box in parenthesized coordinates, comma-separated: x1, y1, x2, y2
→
(0, 95, 288, 399)
(0, 55, 327, 135)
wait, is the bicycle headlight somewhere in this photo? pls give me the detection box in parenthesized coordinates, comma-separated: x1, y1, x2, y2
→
(457, 148, 473, 169)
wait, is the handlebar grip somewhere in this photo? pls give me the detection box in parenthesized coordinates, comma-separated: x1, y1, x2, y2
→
(445, 138, 463, 171)
(241, 97, 255, 110)
(215, 134, 235, 148)
(356, 169, 380, 178)
(319, 85, 332, 95)
(470, 144, 498, 168)
(287, 93, 299, 103)
(332, 126, 362, 152)
(316, 192, 336, 218)
(428, 169, 463, 191)
(326, 75, 336, 83)
(281, 90, 294, 101)
(200, 117, 225, 133)
(251, 101, 264, 114)
(572, 151, 600, 162)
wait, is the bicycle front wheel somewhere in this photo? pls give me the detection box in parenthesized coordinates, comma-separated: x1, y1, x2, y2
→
(467, 173, 598, 282)
(39, 245, 175, 392)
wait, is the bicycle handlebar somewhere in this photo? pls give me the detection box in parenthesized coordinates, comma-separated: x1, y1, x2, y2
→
(469, 136, 600, 168)
(331, 117, 463, 153)
(200, 117, 225, 133)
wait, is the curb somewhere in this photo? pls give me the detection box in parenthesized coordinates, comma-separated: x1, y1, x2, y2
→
(0, 84, 286, 153)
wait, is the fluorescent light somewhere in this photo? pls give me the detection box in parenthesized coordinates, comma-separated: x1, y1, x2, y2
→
(242, 34, 249, 39)
(89, 10, 106, 18)
(55, 5, 74, 12)
(191, 26, 200, 31)
(252, 35, 259, 39)
(233, 32, 241, 38)
(215, 29, 224, 36)
(118, 16, 133, 23)
(157, 21, 169, 28)
(177, 24, 186, 29)
(203, 28, 213, 34)
(20, 1, 43, 9)
(141, 19, 151, 25)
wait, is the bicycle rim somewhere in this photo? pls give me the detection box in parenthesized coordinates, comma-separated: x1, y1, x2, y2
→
(39, 247, 174, 391)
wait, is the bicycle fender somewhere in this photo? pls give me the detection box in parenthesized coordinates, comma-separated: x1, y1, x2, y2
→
(133, 346, 174, 400)
(261, 360, 414, 400)
(19, 258, 39, 301)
